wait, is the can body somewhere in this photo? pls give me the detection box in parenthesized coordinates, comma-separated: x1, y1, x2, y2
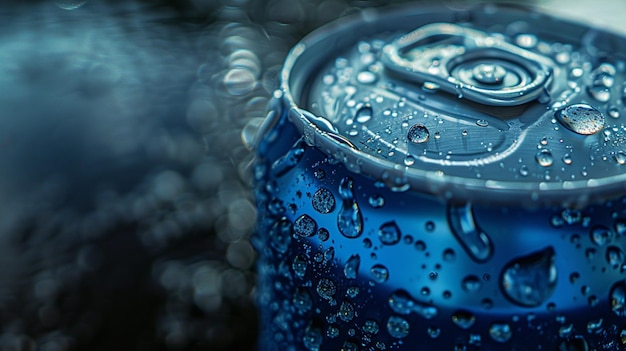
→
(251, 4, 626, 350)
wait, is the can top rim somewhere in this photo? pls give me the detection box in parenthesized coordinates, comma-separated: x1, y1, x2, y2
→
(278, 3, 626, 208)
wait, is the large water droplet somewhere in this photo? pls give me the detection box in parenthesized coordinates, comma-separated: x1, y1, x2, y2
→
(590, 225, 614, 246)
(448, 203, 493, 262)
(452, 310, 476, 329)
(536, 149, 554, 167)
(555, 104, 605, 135)
(388, 289, 438, 319)
(272, 138, 306, 176)
(607, 246, 625, 268)
(587, 85, 611, 102)
(312, 188, 336, 214)
(615, 151, 626, 165)
(489, 323, 512, 343)
(355, 103, 373, 123)
(294, 214, 317, 237)
(344, 254, 360, 279)
(370, 264, 389, 283)
(316, 278, 336, 300)
(338, 301, 355, 322)
(386, 316, 410, 338)
(611, 280, 626, 317)
(407, 124, 430, 144)
(462, 275, 481, 292)
(378, 221, 401, 245)
(337, 178, 363, 239)
(501, 247, 557, 307)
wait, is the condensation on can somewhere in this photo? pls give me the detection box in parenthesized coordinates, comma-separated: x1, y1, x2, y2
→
(248, 3, 626, 350)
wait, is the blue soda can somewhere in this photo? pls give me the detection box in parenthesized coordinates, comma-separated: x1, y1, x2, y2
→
(245, 3, 626, 350)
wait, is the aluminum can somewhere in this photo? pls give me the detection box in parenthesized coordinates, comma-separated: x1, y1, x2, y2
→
(246, 3, 626, 350)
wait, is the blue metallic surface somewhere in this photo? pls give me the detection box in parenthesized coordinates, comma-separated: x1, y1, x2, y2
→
(252, 3, 626, 350)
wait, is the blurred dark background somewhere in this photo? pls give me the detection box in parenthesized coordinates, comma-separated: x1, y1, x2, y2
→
(0, 0, 620, 350)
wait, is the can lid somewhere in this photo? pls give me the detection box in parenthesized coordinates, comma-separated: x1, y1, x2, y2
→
(279, 4, 626, 207)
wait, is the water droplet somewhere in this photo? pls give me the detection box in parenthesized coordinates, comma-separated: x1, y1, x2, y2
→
(388, 289, 438, 319)
(587, 318, 603, 334)
(607, 246, 625, 268)
(344, 255, 360, 279)
(556, 104, 605, 135)
(341, 341, 357, 351)
(338, 301, 355, 322)
(569, 272, 580, 284)
(519, 165, 529, 176)
(611, 280, 626, 316)
(378, 221, 401, 245)
(362, 319, 380, 334)
(316, 278, 336, 300)
(415, 240, 426, 251)
(404, 155, 416, 166)
(337, 178, 363, 239)
(272, 138, 306, 176)
(452, 310, 476, 329)
(443, 248, 456, 262)
(407, 124, 430, 144)
(312, 188, 336, 214)
(357, 71, 377, 84)
(535, 149, 554, 167)
(462, 275, 481, 292)
(562, 154, 573, 165)
(590, 225, 614, 246)
(427, 326, 441, 338)
(501, 247, 557, 307)
(489, 323, 512, 343)
(303, 323, 323, 351)
(368, 194, 385, 208)
(476, 119, 489, 127)
(355, 103, 373, 123)
(314, 169, 325, 179)
(317, 228, 329, 241)
(461, 129, 468, 136)
(448, 203, 493, 262)
(326, 325, 339, 338)
(425, 221, 435, 232)
(615, 151, 626, 165)
(422, 81, 440, 92)
(294, 287, 313, 312)
(347, 286, 359, 298)
(294, 214, 318, 237)
(386, 316, 410, 338)
(608, 106, 621, 118)
(587, 85, 611, 102)
(292, 255, 308, 278)
(270, 217, 293, 253)
(370, 264, 389, 283)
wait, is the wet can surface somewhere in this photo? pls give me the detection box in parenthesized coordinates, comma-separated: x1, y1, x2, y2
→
(247, 3, 626, 350)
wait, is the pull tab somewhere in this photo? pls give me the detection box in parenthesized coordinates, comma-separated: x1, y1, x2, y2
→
(382, 23, 553, 106)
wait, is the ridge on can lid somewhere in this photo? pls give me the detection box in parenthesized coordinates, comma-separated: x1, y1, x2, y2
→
(277, 3, 626, 208)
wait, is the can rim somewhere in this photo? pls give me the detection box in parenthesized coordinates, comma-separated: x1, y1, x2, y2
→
(279, 3, 626, 208)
